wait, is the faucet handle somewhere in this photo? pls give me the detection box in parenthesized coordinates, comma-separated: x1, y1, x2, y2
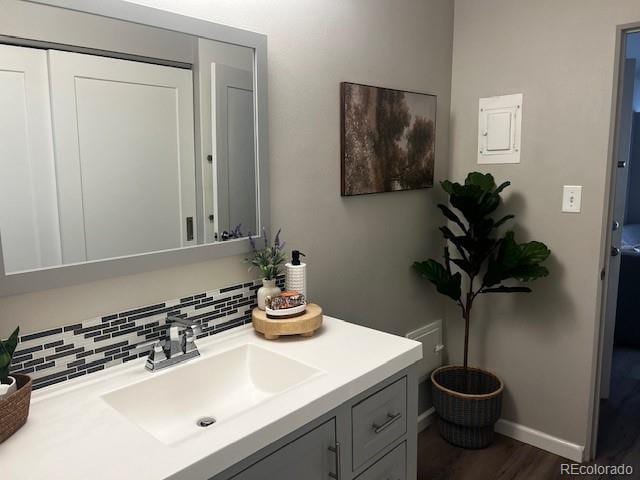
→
(184, 328, 199, 354)
(167, 315, 200, 335)
(167, 315, 195, 327)
(145, 340, 167, 362)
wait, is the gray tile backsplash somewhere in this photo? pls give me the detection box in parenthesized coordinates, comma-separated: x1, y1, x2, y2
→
(10, 276, 284, 390)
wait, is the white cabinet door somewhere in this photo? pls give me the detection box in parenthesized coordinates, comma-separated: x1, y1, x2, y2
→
(0, 44, 61, 272)
(48, 50, 196, 262)
(213, 63, 256, 236)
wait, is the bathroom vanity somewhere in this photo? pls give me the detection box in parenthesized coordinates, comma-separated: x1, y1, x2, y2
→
(1, 317, 422, 480)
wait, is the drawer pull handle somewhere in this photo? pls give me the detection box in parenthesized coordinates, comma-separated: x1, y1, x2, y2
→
(328, 442, 341, 480)
(372, 412, 402, 434)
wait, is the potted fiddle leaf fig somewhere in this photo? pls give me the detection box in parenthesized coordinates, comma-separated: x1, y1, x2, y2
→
(412, 172, 550, 449)
(0, 326, 33, 443)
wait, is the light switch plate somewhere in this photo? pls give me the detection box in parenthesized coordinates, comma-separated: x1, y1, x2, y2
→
(562, 185, 582, 213)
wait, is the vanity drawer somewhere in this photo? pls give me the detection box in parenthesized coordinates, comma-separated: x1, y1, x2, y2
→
(352, 377, 407, 470)
(355, 442, 406, 480)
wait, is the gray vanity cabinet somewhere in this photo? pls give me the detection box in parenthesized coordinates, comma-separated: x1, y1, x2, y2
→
(230, 419, 337, 480)
(213, 365, 418, 480)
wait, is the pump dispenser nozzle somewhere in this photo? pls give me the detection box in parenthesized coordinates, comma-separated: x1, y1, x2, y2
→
(291, 250, 306, 266)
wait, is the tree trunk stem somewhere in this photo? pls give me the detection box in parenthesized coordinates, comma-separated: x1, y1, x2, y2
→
(463, 310, 470, 370)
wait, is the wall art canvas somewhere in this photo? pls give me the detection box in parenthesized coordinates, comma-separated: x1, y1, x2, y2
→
(341, 82, 436, 196)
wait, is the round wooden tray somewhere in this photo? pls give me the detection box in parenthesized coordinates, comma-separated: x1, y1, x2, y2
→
(252, 303, 322, 340)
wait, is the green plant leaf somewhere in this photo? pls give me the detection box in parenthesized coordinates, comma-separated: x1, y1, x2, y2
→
(440, 180, 455, 194)
(493, 214, 515, 229)
(437, 204, 467, 233)
(2, 327, 19, 357)
(495, 181, 511, 194)
(0, 327, 19, 383)
(465, 172, 496, 192)
(412, 260, 462, 302)
(520, 241, 552, 264)
(509, 264, 550, 282)
(483, 231, 551, 287)
(450, 258, 474, 274)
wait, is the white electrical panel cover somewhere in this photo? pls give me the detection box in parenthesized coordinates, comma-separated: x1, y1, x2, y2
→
(406, 320, 443, 382)
(478, 93, 522, 164)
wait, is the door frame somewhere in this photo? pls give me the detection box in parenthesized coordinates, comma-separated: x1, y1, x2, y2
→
(588, 22, 640, 461)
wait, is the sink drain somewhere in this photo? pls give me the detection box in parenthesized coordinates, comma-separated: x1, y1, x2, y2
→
(197, 416, 217, 428)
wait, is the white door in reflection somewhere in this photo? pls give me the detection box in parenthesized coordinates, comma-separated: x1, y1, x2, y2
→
(0, 45, 61, 272)
(213, 64, 256, 236)
(48, 51, 196, 262)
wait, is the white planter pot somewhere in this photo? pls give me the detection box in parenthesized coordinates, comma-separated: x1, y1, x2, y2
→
(257, 278, 281, 310)
(0, 376, 17, 400)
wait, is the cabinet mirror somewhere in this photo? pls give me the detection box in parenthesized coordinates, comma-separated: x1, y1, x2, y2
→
(0, 0, 267, 281)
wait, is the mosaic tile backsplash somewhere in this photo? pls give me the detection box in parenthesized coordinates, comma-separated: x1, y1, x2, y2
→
(9, 276, 284, 390)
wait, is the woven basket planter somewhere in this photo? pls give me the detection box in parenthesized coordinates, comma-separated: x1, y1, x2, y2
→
(431, 365, 503, 449)
(0, 374, 32, 443)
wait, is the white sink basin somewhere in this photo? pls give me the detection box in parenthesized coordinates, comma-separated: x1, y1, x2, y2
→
(102, 344, 323, 445)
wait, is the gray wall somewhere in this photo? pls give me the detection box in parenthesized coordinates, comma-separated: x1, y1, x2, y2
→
(0, 0, 453, 340)
(449, 0, 640, 448)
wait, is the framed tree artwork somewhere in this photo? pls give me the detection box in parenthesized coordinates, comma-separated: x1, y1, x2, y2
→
(340, 82, 436, 196)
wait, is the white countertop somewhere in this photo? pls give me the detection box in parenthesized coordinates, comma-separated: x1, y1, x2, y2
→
(1, 317, 422, 480)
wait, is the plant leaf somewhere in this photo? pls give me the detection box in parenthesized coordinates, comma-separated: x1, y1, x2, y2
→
(495, 181, 511, 194)
(509, 264, 550, 282)
(0, 327, 19, 383)
(465, 172, 496, 192)
(437, 204, 467, 233)
(440, 180, 455, 194)
(450, 258, 474, 275)
(520, 241, 551, 264)
(412, 260, 462, 302)
(493, 214, 515, 229)
(483, 231, 551, 287)
(3, 327, 19, 357)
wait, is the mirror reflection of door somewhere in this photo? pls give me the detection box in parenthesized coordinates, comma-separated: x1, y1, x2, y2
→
(48, 50, 197, 263)
(0, 6, 261, 274)
(213, 64, 257, 237)
(0, 44, 61, 272)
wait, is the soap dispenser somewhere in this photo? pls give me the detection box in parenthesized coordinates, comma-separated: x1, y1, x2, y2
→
(285, 250, 307, 297)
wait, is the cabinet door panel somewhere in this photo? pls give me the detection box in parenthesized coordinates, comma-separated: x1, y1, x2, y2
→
(48, 50, 196, 262)
(356, 442, 406, 480)
(232, 419, 336, 480)
(0, 44, 61, 272)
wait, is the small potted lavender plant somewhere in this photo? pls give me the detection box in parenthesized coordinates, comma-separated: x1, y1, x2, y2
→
(247, 228, 286, 310)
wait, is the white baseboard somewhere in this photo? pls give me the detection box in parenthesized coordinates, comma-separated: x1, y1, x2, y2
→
(418, 413, 584, 463)
(495, 419, 584, 463)
(417, 407, 436, 433)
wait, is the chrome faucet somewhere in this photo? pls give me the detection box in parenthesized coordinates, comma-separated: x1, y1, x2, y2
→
(145, 315, 201, 372)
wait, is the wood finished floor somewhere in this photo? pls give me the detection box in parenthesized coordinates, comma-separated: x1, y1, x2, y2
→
(417, 347, 640, 479)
